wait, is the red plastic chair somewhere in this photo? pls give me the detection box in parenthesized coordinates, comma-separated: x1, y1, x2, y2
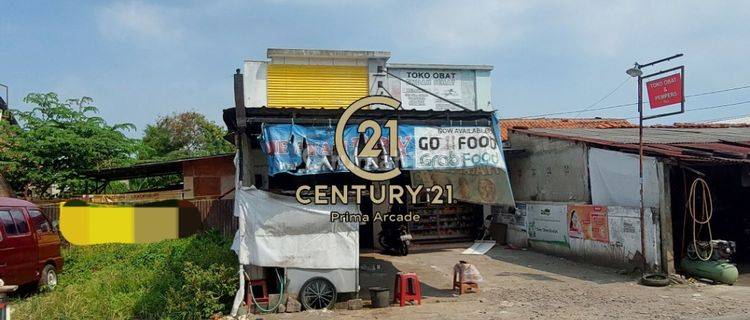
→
(393, 272, 422, 306)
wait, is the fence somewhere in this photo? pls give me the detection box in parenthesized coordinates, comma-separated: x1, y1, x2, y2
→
(38, 198, 238, 239)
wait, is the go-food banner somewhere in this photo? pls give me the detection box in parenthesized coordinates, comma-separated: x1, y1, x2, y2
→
(260, 123, 506, 176)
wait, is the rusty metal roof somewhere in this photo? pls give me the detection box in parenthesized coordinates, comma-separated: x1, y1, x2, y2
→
(512, 125, 750, 164)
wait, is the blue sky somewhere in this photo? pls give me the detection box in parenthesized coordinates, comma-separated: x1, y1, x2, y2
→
(2, 1, 750, 137)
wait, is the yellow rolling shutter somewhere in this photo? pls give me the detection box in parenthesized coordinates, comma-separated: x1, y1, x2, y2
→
(267, 64, 368, 108)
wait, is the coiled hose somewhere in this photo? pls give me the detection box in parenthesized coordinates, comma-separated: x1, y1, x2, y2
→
(244, 268, 285, 313)
(688, 177, 713, 261)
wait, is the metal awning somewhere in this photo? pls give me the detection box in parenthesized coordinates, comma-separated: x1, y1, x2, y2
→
(223, 106, 496, 135)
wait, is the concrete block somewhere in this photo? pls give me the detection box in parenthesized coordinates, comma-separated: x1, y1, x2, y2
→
(285, 297, 302, 313)
(347, 298, 364, 310)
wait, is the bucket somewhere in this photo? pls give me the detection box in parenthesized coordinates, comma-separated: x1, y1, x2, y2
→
(369, 287, 390, 308)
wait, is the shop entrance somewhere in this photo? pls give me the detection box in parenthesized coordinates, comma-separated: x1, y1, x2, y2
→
(670, 164, 750, 285)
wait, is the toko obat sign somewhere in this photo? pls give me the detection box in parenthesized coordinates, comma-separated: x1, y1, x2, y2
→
(260, 123, 505, 176)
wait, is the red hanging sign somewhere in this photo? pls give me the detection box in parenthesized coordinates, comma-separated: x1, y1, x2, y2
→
(646, 73, 683, 109)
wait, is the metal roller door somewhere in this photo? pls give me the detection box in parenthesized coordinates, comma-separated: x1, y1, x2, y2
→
(267, 64, 368, 109)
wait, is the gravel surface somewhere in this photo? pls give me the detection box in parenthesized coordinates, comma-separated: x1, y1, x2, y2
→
(232, 246, 750, 320)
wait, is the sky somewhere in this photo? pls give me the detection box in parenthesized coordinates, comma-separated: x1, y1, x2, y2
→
(2, 1, 750, 137)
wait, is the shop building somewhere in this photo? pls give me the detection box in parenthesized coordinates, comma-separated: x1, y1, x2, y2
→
(233, 48, 510, 248)
(504, 124, 750, 277)
(227, 48, 513, 312)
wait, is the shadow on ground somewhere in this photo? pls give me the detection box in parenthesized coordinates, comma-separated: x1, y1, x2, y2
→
(483, 246, 635, 285)
(358, 255, 454, 301)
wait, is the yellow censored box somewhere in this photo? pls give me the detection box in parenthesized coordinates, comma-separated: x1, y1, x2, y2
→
(60, 200, 202, 245)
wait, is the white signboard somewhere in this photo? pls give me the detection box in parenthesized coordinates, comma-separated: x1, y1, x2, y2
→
(412, 126, 504, 170)
(524, 203, 568, 244)
(388, 69, 477, 110)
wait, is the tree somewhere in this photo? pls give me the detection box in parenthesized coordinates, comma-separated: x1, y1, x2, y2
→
(140, 111, 233, 160)
(0, 93, 137, 198)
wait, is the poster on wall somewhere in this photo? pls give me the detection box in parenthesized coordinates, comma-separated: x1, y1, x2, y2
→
(567, 205, 609, 243)
(387, 68, 477, 111)
(493, 203, 527, 231)
(525, 203, 568, 244)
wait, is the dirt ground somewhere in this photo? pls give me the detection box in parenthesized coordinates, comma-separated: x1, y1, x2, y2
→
(238, 245, 750, 320)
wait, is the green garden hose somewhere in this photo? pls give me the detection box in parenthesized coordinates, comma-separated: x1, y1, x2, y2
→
(244, 268, 285, 313)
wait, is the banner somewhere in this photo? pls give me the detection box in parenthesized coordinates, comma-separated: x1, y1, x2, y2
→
(260, 124, 505, 176)
(646, 73, 682, 109)
(567, 204, 609, 243)
(387, 69, 477, 111)
(411, 167, 514, 206)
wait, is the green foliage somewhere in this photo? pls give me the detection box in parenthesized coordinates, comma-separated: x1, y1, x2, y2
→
(140, 111, 233, 161)
(0, 93, 137, 198)
(11, 230, 238, 320)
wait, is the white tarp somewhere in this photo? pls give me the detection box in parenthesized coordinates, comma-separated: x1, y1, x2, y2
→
(588, 148, 660, 208)
(232, 186, 359, 269)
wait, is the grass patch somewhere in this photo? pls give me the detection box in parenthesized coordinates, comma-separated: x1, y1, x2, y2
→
(10, 230, 238, 320)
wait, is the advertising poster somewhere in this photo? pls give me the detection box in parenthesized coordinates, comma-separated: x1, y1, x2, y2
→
(411, 167, 514, 206)
(493, 202, 527, 231)
(261, 124, 505, 175)
(525, 203, 568, 244)
(387, 68, 477, 111)
(567, 205, 609, 243)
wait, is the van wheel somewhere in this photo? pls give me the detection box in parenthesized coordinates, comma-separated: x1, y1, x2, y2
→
(39, 264, 58, 291)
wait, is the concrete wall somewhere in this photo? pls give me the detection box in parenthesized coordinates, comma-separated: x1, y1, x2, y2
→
(243, 61, 267, 108)
(506, 132, 591, 203)
(475, 70, 492, 111)
(508, 201, 661, 270)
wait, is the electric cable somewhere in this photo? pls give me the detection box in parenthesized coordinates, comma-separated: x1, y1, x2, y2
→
(573, 77, 630, 117)
(687, 177, 713, 261)
(625, 99, 750, 120)
(514, 84, 750, 119)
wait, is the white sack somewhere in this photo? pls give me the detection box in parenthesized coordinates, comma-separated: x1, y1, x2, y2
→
(233, 186, 359, 269)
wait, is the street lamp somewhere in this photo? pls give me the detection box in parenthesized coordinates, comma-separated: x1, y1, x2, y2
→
(626, 64, 643, 77)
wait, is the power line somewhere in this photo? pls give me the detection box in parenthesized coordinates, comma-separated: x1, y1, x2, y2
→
(696, 112, 750, 123)
(625, 99, 750, 120)
(516, 84, 750, 119)
(573, 77, 630, 117)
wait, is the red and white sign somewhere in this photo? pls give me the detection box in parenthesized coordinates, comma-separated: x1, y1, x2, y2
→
(646, 73, 683, 109)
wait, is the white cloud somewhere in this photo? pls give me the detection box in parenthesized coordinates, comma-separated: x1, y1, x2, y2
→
(96, 1, 183, 43)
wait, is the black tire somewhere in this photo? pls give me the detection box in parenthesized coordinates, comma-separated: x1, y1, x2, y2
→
(299, 277, 336, 310)
(640, 273, 669, 287)
(39, 264, 58, 291)
(399, 243, 409, 256)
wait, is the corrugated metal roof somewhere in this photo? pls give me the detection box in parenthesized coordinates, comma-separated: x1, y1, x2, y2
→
(523, 127, 750, 144)
(512, 126, 750, 164)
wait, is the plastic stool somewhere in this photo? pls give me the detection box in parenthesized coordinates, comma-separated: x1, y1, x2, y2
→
(245, 279, 269, 304)
(393, 272, 422, 306)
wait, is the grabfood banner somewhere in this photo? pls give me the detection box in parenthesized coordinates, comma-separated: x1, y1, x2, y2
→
(260, 124, 505, 175)
(388, 69, 476, 111)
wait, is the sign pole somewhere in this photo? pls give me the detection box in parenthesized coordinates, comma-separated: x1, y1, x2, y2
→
(637, 73, 646, 272)
(626, 53, 683, 273)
